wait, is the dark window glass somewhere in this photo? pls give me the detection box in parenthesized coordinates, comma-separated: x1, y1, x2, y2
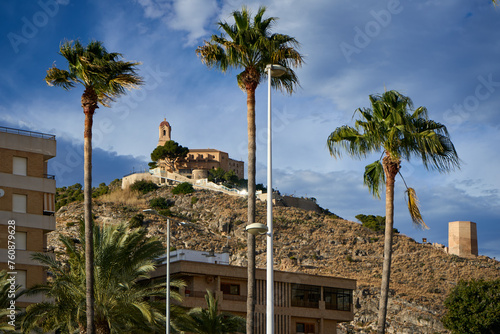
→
(324, 287, 352, 311)
(296, 323, 315, 334)
(291, 284, 320, 308)
(221, 283, 240, 295)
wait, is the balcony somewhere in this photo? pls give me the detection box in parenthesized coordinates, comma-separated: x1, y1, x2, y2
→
(0, 126, 56, 158)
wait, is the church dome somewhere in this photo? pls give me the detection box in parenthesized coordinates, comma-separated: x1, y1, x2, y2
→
(160, 118, 170, 127)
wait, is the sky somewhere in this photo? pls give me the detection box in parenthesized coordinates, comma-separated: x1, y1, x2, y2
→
(1, 0, 499, 258)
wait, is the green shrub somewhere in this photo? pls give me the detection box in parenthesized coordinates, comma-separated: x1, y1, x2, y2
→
(443, 279, 500, 333)
(92, 182, 110, 198)
(130, 180, 159, 194)
(158, 209, 173, 217)
(128, 214, 144, 228)
(172, 182, 194, 195)
(191, 196, 198, 205)
(149, 197, 172, 209)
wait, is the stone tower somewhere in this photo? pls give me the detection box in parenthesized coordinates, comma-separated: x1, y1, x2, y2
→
(158, 118, 171, 146)
(448, 221, 478, 257)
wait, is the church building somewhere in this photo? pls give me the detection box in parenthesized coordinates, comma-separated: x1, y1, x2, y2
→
(157, 119, 244, 179)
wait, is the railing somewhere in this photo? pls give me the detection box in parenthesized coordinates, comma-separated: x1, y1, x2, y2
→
(44, 174, 56, 180)
(0, 126, 56, 140)
(185, 290, 210, 298)
(291, 299, 320, 308)
(223, 294, 247, 302)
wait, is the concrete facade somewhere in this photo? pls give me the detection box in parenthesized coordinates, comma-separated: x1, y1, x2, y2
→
(157, 119, 244, 179)
(151, 250, 356, 334)
(448, 221, 478, 257)
(0, 126, 56, 306)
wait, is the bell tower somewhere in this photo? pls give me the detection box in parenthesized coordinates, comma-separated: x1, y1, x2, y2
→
(158, 118, 171, 146)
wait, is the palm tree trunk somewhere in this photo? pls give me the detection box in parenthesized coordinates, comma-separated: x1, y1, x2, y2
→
(377, 156, 400, 334)
(246, 86, 257, 334)
(82, 87, 97, 334)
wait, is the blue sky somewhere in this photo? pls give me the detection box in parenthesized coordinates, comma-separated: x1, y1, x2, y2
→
(1, 0, 499, 259)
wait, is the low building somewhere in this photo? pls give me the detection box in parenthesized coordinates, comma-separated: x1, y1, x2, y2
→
(0, 126, 56, 307)
(151, 249, 356, 334)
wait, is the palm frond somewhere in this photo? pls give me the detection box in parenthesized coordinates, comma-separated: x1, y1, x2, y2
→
(46, 40, 142, 108)
(405, 187, 428, 229)
(197, 5, 303, 96)
(45, 66, 75, 89)
(364, 160, 385, 199)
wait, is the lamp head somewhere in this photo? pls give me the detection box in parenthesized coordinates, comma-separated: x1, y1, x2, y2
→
(245, 223, 269, 236)
(266, 64, 287, 77)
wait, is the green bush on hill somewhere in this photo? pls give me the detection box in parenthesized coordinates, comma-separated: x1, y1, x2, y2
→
(56, 183, 84, 210)
(355, 214, 399, 234)
(172, 182, 194, 195)
(92, 182, 110, 198)
(442, 279, 500, 334)
(149, 197, 172, 209)
(130, 180, 159, 194)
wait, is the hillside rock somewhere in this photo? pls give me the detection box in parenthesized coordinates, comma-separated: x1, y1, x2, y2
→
(51, 186, 500, 333)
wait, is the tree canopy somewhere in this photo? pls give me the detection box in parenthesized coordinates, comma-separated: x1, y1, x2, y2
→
(21, 222, 173, 333)
(442, 279, 500, 334)
(149, 140, 189, 171)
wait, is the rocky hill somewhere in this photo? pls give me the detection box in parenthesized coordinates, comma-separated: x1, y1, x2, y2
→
(51, 185, 500, 334)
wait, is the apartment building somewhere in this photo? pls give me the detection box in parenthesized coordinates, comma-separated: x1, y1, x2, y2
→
(0, 126, 56, 307)
(151, 250, 356, 334)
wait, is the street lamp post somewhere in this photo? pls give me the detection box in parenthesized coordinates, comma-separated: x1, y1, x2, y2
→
(143, 209, 170, 334)
(265, 64, 286, 334)
(244, 64, 286, 333)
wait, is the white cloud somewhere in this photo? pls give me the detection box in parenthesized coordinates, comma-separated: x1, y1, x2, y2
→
(134, 0, 218, 45)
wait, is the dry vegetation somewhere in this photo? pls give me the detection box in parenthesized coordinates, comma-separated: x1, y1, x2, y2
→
(99, 188, 146, 206)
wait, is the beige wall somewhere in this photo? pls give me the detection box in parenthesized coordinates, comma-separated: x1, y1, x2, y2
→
(0, 149, 49, 177)
(0, 187, 45, 215)
(0, 129, 56, 307)
(0, 226, 46, 251)
(121, 172, 162, 189)
(0, 131, 56, 159)
(176, 149, 244, 179)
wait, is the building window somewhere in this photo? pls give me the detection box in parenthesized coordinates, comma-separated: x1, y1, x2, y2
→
(13, 157, 27, 176)
(163, 130, 166, 136)
(221, 283, 240, 295)
(16, 270, 27, 289)
(296, 323, 315, 334)
(12, 194, 27, 213)
(324, 287, 353, 311)
(44, 193, 55, 215)
(291, 284, 320, 308)
(15, 232, 27, 250)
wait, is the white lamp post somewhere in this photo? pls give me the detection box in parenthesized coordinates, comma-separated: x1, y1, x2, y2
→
(265, 64, 287, 334)
(244, 64, 286, 333)
(143, 209, 170, 334)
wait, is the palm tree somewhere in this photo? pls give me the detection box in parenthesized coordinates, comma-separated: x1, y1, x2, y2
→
(45, 40, 142, 334)
(176, 291, 245, 334)
(196, 6, 303, 331)
(21, 223, 181, 334)
(327, 90, 460, 333)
